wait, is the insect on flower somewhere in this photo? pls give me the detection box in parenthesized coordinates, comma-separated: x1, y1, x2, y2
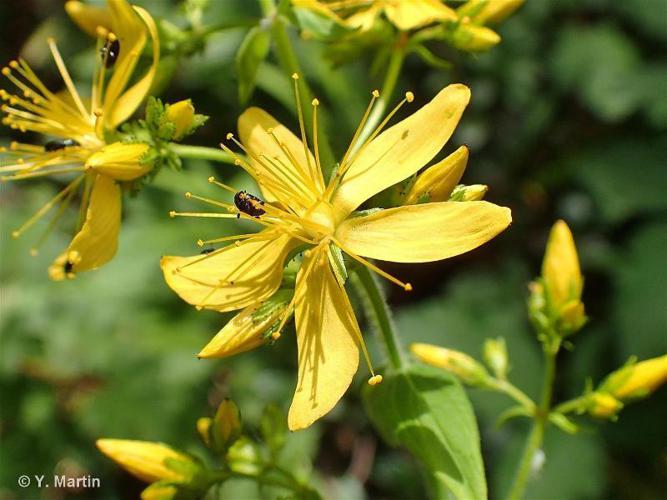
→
(162, 74, 512, 430)
(0, 0, 159, 280)
(233, 190, 266, 218)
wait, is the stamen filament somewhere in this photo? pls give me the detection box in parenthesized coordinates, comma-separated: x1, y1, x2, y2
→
(332, 237, 412, 291)
(47, 38, 89, 119)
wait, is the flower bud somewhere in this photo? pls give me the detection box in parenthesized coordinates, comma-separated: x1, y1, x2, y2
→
(165, 100, 195, 141)
(196, 417, 212, 447)
(483, 337, 508, 379)
(457, 0, 525, 25)
(587, 392, 623, 419)
(96, 439, 197, 484)
(86, 142, 152, 181)
(411, 343, 490, 385)
(601, 355, 667, 400)
(539, 220, 586, 335)
(450, 24, 501, 52)
(141, 483, 179, 500)
(449, 183, 488, 201)
(404, 146, 468, 204)
(211, 399, 242, 453)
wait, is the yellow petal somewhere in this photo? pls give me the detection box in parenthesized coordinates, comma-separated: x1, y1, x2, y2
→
(404, 145, 469, 204)
(198, 300, 287, 359)
(345, 4, 382, 31)
(332, 84, 471, 220)
(288, 248, 360, 430)
(86, 142, 151, 181)
(96, 439, 191, 483)
(588, 392, 623, 419)
(161, 232, 297, 312)
(104, 2, 160, 129)
(49, 174, 121, 279)
(238, 107, 322, 208)
(335, 201, 511, 263)
(384, 0, 457, 30)
(450, 23, 501, 52)
(542, 220, 582, 309)
(65, 1, 112, 38)
(608, 355, 667, 400)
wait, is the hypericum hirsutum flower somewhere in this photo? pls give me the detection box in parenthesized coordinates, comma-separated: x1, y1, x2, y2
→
(0, 0, 158, 280)
(162, 76, 511, 430)
(293, 0, 457, 32)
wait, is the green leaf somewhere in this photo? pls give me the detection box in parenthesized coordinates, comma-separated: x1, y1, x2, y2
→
(363, 364, 486, 500)
(236, 26, 272, 105)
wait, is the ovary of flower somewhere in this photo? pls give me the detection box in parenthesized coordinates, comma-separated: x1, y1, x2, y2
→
(162, 77, 512, 430)
(1, 0, 159, 279)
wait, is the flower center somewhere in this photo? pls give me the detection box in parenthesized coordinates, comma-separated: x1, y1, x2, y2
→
(302, 200, 336, 240)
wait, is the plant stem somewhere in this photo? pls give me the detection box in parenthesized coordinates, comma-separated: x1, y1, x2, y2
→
(489, 379, 536, 411)
(507, 346, 558, 500)
(349, 43, 406, 156)
(170, 144, 237, 164)
(352, 265, 405, 370)
(553, 395, 587, 415)
(261, 0, 336, 174)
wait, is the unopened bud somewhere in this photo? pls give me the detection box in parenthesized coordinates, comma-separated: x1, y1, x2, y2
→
(96, 439, 198, 484)
(165, 99, 195, 141)
(211, 399, 242, 453)
(411, 343, 489, 385)
(405, 146, 469, 204)
(587, 392, 623, 419)
(483, 337, 508, 379)
(600, 355, 667, 400)
(196, 417, 212, 447)
(450, 24, 501, 52)
(457, 0, 525, 25)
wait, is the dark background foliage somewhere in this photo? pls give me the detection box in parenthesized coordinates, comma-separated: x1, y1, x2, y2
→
(1, 0, 666, 498)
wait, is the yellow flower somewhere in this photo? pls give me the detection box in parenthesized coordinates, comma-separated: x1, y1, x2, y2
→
(293, 0, 457, 32)
(96, 439, 195, 483)
(602, 355, 667, 400)
(1, 0, 159, 279)
(542, 220, 582, 307)
(411, 343, 490, 385)
(161, 78, 511, 430)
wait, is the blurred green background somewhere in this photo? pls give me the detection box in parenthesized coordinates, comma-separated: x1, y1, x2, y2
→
(1, 0, 666, 498)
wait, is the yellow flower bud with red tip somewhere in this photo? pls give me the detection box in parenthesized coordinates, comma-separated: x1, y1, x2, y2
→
(411, 343, 490, 385)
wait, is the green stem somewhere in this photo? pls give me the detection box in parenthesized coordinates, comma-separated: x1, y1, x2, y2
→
(489, 379, 536, 411)
(261, 0, 336, 174)
(352, 265, 405, 370)
(507, 346, 558, 500)
(553, 395, 587, 415)
(170, 144, 237, 165)
(350, 43, 406, 156)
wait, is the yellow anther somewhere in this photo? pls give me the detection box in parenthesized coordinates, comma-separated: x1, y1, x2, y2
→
(185, 192, 192, 198)
(208, 176, 215, 183)
(9, 61, 18, 69)
(30, 248, 38, 256)
(368, 375, 383, 386)
(195, 305, 203, 311)
(196, 239, 204, 247)
(107, 32, 117, 42)
(372, 89, 380, 98)
(461, 16, 471, 24)
(169, 210, 176, 218)
(93, 108, 103, 117)
(405, 91, 414, 102)
(271, 331, 281, 340)
(291, 73, 299, 80)
(234, 240, 241, 247)
(312, 98, 319, 106)
(96, 26, 109, 38)
(234, 159, 242, 165)
(1, 68, 10, 76)
(226, 132, 234, 140)
(404, 283, 413, 292)
(11, 230, 20, 239)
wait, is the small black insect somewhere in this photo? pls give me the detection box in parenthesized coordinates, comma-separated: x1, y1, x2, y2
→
(234, 191, 266, 218)
(100, 38, 120, 68)
(200, 247, 215, 254)
(64, 261, 74, 274)
(44, 138, 80, 152)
